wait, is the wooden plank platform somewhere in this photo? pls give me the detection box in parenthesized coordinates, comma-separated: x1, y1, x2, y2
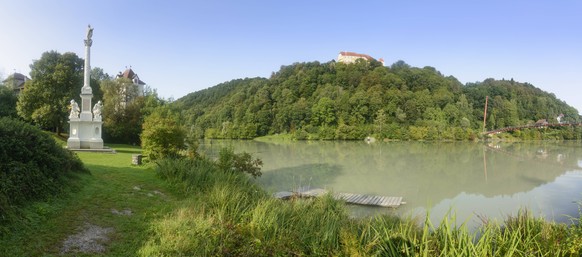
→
(274, 187, 405, 208)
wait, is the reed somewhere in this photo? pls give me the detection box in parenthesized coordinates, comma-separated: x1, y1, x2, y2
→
(142, 156, 582, 256)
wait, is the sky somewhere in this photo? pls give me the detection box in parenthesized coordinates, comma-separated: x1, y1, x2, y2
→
(1, 1, 581, 111)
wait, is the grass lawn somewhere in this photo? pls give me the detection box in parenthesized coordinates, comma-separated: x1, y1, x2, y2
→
(0, 144, 181, 257)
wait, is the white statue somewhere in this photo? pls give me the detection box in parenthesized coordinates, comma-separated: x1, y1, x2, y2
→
(69, 100, 80, 119)
(84, 25, 93, 47)
(93, 100, 102, 120)
(86, 25, 93, 40)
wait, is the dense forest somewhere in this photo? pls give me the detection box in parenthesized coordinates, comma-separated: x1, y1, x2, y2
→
(175, 59, 581, 140)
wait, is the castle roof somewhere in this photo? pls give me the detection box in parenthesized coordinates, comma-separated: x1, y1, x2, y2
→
(339, 51, 375, 61)
(338, 51, 385, 65)
(2, 72, 30, 89)
(117, 68, 146, 85)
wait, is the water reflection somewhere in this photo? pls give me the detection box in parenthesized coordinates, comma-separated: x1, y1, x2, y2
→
(199, 140, 582, 225)
(260, 163, 343, 192)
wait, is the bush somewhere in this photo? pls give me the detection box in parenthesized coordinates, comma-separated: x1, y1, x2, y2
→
(218, 147, 263, 178)
(0, 86, 17, 118)
(0, 117, 87, 226)
(141, 107, 186, 160)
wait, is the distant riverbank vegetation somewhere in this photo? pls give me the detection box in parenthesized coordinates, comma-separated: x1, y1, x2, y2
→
(175, 60, 581, 141)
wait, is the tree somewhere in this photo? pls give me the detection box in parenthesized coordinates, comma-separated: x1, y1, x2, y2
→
(16, 51, 85, 134)
(141, 106, 186, 160)
(102, 78, 140, 143)
(90, 67, 110, 102)
(0, 86, 17, 118)
(102, 78, 162, 144)
(311, 97, 336, 127)
(172, 60, 579, 141)
(373, 109, 388, 136)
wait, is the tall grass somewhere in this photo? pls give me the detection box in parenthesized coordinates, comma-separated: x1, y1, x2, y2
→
(142, 156, 582, 256)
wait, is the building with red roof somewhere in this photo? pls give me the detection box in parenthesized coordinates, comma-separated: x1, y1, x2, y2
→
(337, 51, 384, 66)
(116, 67, 145, 97)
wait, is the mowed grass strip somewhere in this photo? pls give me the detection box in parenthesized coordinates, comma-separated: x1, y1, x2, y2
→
(0, 144, 181, 257)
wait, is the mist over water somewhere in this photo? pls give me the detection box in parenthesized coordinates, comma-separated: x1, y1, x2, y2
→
(200, 140, 582, 227)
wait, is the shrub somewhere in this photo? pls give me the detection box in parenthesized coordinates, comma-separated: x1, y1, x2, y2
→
(217, 147, 263, 178)
(0, 117, 87, 226)
(141, 107, 186, 160)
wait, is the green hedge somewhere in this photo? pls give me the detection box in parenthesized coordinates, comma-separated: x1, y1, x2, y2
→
(0, 117, 87, 224)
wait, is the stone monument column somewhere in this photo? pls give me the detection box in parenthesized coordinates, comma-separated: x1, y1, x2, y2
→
(67, 25, 103, 150)
(79, 25, 93, 121)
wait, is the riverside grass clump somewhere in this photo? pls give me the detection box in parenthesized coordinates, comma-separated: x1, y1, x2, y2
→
(0, 117, 87, 231)
(142, 156, 582, 256)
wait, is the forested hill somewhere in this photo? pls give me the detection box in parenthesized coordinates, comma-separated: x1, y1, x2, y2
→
(175, 60, 580, 140)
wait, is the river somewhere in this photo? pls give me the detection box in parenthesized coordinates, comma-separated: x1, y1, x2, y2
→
(199, 140, 582, 228)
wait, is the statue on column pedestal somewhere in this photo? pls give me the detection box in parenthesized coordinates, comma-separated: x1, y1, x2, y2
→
(93, 100, 103, 120)
(69, 100, 80, 119)
(84, 25, 93, 47)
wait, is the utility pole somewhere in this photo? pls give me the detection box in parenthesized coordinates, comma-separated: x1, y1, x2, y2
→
(482, 96, 489, 133)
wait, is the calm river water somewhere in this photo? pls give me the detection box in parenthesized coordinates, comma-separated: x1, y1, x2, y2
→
(199, 140, 582, 228)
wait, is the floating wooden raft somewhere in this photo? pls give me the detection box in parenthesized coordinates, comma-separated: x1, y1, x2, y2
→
(274, 187, 405, 208)
(334, 193, 404, 208)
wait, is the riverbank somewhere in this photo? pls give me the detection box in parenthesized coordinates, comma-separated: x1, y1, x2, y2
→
(145, 156, 582, 256)
(2, 143, 582, 255)
(252, 127, 582, 142)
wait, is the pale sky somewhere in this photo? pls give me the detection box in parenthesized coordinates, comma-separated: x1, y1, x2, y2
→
(1, 1, 581, 111)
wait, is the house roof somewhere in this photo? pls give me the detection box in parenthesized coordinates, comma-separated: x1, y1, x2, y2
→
(116, 68, 146, 85)
(339, 51, 375, 61)
(2, 72, 30, 88)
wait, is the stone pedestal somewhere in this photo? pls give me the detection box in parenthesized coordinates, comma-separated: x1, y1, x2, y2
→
(67, 119, 103, 149)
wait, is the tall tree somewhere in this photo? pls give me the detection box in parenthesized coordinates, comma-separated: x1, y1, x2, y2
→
(16, 51, 84, 134)
(90, 67, 110, 102)
(102, 78, 162, 144)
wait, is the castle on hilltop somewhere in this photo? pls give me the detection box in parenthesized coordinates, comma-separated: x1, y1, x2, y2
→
(337, 51, 384, 66)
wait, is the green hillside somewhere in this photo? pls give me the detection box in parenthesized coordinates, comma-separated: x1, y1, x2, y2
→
(175, 60, 580, 140)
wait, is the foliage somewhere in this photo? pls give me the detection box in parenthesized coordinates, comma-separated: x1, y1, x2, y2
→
(0, 86, 17, 118)
(0, 117, 87, 230)
(175, 60, 580, 140)
(465, 78, 580, 130)
(16, 51, 85, 134)
(184, 130, 200, 159)
(102, 77, 163, 144)
(89, 67, 109, 101)
(217, 147, 263, 178)
(140, 106, 186, 160)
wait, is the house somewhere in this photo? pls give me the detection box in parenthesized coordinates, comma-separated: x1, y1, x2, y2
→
(2, 72, 30, 95)
(116, 67, 145, 97)
(337, 51, 385, 66)
(535, 119, 548, 126)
